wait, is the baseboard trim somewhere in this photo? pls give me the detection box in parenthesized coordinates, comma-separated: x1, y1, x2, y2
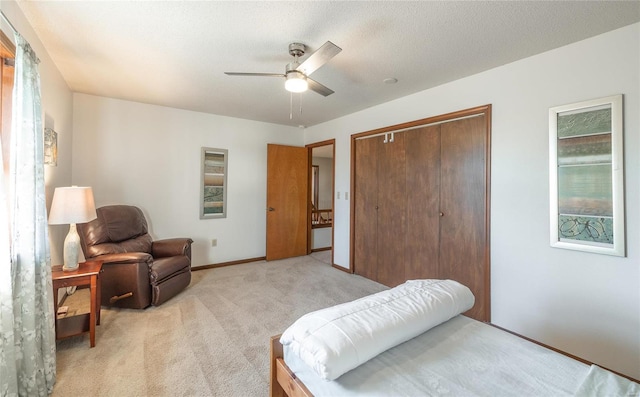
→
(310, 247, 331, 253)
(192, 256, 266, 271)
(192, 255, 355, 277)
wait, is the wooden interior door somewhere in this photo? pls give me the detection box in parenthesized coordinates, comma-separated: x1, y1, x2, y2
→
(405, 125, 441, 280)
(266, 144, 308, 261)
(439, 115, 488, 322)
(353, 137, 379, 280)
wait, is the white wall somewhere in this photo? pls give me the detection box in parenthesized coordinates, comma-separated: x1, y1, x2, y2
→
(305, 23, 640, 379)
(72, 94, 302, 266)
(1, 2, 74, 266)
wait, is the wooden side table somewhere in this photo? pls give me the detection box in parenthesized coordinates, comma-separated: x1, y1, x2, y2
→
(52, 260, 103, 347)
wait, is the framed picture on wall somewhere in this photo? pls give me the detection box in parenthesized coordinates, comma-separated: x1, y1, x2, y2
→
(44, 127, 57, 166)
(200, 147, 228, 219)
(549, 94, 625, 256)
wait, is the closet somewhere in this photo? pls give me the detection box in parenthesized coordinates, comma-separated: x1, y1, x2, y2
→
(351, 106, 490, 322)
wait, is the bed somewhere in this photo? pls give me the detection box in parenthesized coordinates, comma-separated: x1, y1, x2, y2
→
(269, 280, 639, 397)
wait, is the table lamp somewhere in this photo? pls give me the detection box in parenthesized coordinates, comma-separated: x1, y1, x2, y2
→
(48, 186, 97, 271)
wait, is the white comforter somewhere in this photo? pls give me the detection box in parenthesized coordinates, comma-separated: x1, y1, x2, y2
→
(574, 365, 639, 396)
(284, 315, 592, 396)
(280, 279, 474, 380)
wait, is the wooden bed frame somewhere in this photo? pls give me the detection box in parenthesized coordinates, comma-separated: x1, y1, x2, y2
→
(270, 335, 312, 397)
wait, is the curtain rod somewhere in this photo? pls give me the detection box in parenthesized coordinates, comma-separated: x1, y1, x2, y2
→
(1, 10, 18, 34)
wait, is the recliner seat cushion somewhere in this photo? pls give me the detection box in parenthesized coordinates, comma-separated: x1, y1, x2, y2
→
(88, 235, 153, 258)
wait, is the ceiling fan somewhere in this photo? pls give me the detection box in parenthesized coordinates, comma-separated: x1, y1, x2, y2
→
(225, 41, 342, 96)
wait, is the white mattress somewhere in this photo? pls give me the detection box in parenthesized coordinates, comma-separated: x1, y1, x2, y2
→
(284, 315, 590, 396)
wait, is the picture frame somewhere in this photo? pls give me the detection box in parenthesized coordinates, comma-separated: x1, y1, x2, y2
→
(44, 127, 57, 166)
(549, 94, 624, 256)
(200, 147, 228, 219)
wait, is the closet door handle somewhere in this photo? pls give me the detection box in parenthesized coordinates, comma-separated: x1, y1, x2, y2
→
(439, 212, 444, 217)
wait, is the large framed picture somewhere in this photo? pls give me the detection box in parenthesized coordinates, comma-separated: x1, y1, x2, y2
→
(200, 147, 228, 219)
(549, 94, 624, 256)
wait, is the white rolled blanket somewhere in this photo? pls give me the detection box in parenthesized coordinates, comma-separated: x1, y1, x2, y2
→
(280, 279, 475, 380)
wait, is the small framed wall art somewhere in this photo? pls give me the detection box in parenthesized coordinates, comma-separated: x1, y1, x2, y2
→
(549, 94, 625, 256)
(200, 147, 228, 219)
(44, 127, 57, 166)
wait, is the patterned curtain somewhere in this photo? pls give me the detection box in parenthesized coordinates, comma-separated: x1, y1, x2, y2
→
(0, 33, 56, 396)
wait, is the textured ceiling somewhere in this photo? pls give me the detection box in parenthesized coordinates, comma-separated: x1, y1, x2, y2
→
(15, 1, 640, 127)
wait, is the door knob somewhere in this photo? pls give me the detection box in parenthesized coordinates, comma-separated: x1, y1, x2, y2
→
(268, 207, 275, 212)
(439, 212, 444, 217)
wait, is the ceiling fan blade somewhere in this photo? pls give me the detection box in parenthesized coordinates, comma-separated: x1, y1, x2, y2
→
(296, 41, 342, 76)
(308, 78, 335, 97)
(224, 72, 285, 77)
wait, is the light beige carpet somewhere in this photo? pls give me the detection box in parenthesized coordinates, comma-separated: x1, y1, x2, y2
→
(52, 254, 386, 396)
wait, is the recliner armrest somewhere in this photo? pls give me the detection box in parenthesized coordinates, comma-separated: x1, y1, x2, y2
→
(152, 238, 194, 259)
(92, 252, 153, 264)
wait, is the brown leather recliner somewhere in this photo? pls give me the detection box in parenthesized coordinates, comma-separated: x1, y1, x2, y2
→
(78, 205, 193, 309)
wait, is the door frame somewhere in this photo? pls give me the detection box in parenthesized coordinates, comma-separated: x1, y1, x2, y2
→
(306, 139, 336, 265)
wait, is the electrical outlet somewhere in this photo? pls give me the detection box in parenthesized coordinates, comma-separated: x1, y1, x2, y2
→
(345, 192, 349, 200)
(337, 191, 341, 199)
(211, 239, 217, 247)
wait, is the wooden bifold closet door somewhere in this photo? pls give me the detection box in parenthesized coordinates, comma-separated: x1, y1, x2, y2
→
(439, 116, 488, 321)
(352, 111, 489, 322)
(405, 125, 441, 281)
(353, 137, 380, 282)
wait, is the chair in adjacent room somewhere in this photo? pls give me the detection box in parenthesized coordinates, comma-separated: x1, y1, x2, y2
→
(77, 204, 193, 309)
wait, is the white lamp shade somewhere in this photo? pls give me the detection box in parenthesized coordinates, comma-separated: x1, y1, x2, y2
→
(48, 186, 97, 225)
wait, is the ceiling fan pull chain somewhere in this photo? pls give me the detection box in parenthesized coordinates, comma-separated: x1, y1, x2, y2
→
(299, 93, 303, 116)
(290, 92, 293, 120)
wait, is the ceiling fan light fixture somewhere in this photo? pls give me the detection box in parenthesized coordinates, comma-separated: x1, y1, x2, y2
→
(226, 41, 340, 97)
(285, 71, 308, 93)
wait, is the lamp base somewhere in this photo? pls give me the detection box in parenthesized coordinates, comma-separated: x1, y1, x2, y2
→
(62, 263, 80, 272)
(62, 223, 81, 271)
